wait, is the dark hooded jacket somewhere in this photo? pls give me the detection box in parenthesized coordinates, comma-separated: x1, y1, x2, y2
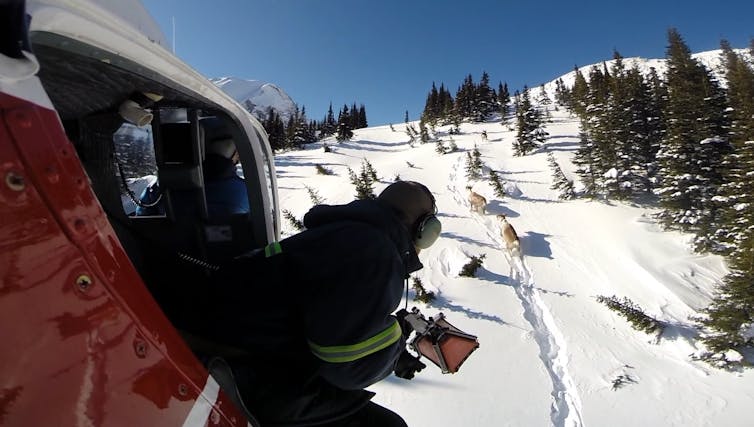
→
(205, 198, 423, 426)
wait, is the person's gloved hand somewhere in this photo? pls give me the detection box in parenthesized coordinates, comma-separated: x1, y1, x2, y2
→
(396, 309, 413, 336)
(394, 349, 426, 380)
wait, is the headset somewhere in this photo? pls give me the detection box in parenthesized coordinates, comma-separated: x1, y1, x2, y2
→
(412, 184, 442, 249)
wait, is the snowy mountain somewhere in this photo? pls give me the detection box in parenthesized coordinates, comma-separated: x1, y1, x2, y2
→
(537, 48, 754, 100)
(272, 106, 753, 426)
(211, 76, 297, 122)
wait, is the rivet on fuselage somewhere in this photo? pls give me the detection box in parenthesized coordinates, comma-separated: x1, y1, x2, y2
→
(75, 274, 92, 291)
(133, 338, 148, 358)
(210, 409, 221, 424)
(5, 171, 25, 191)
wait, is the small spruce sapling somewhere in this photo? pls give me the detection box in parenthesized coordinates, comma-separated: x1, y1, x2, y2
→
(315, 164, 334, 175)
(472, 145, 484, 174)
(447, 138, 458, 153)
(405, 124, 419, 144)
(489, 170, 506, 198)
(435, 139, 447, 155)
(596, 295, 663, 336)
(419, 120, 430, 143)
(364, 158, 379, 182)
(282, 209, 304, 231)
(305, 185, 324, 205)
(412, 277, 436, 303)
(348, 160, 377, 199)
(547, 152, 575, 199)
(459, 254, 486, 277)
(465, 151, 483, 180)
(611, 374, 637, 391)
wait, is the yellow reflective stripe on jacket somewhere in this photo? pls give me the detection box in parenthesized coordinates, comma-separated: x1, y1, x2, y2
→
(308, 320, 402, 363)
(264, 241, 282, 257)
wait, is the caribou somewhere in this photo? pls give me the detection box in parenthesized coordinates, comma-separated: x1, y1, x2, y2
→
(466, 186, 487, 214)
(497, 214, 521, 257)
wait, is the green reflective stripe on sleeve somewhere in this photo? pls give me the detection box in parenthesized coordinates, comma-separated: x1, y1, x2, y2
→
(308, 320, 402, 363)
(264, 241, 282, 257)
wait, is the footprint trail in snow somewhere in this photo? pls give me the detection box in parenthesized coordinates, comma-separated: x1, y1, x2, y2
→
(449, 157, 584, 427)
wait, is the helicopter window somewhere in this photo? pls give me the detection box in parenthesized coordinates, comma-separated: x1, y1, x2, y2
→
(113, 123, 161, 217)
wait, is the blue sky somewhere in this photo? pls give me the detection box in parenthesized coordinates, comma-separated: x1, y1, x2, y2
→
(142, 0, 754, 126)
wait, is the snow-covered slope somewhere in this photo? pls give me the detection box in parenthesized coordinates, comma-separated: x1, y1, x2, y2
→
(541, 48, 753, 97)
(272, 107, 752, 426)
(211, 76, 297, 121)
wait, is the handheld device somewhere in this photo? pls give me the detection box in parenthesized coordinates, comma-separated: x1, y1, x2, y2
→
(401, 308, 479, 374)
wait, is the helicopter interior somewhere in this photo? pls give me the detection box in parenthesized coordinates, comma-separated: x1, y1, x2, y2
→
(29, 31, 268, 342)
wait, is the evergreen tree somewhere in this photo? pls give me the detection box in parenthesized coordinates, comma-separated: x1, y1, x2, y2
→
(447, 137, 458, 153)
(364, 158, 378, 182)
(321, 102, 337, 137)
(513, 86, 547, 156)
(622, 66, 660, 196)
(440, 83, 455, 123)
(596, 295, 663, 335)
(336, 121, 354, 142)
(405, 123, 418, 144)
(358, 104, 368, 129)
(645, 66, 668, 187)
(459, 254, 486, 277)
(305, 185, 325, 205)
(604, 52, 632, 199)
(713, 40, 754, 253)
(554, 78, 571, 107)
(498, 82, 510, 124)
(570, 66, 589, 117)
(282, 209, 304, 231)
(419, 119, 431, 143)
(573, 119, 599, 197)
(305, 119, 318, 143)
(287, 104, 314, 148)
(347, 160, 377, 199)
(422, 82, 440, 125)
(488, 169, 506, 198)
(284, 114, 297, 150)
(464, 152, 481, 180)
(602, 52, 658, 200)
(655, 28, 731, 246)
(697, 229, 754, 368)
(474, 71, 496, 121)
(435, 139, 447, 155)
(336, 104, 354, 141)
(584, 63, 615, 185)
(262, 107, 286, 151)
(404, 110, 409, 123)
(537, 84, 552, 108)
(472, 144, 484, 174)
(411, 277, 436, 303)
(547, 152, 576, 199)
(454, 74, 475, 120)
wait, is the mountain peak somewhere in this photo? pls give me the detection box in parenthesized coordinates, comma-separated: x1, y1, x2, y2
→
(211, 76, 297, 121)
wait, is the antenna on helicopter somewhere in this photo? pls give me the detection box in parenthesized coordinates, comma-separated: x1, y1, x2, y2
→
(172, 16, 176, 54)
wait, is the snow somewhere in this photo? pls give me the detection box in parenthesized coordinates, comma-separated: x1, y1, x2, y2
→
(272, 107, 753, 426)
(211, 76, 297, 120)
(538, 49, 751, 100)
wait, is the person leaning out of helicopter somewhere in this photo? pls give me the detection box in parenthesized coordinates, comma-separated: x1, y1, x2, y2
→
(198, 180, 442, 426)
